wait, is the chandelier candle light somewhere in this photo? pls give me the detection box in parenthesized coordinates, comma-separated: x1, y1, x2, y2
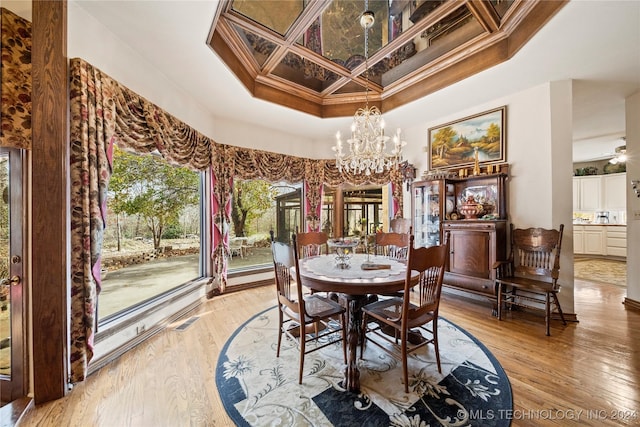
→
(332, 3, 406, 176)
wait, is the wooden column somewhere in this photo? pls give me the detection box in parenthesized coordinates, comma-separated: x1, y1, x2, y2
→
(32, 0, 69, 403)
(334, 186, 344, 237)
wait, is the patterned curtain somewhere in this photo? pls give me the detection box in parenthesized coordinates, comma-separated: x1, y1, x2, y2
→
(390, 166, 404, 217)
(69, 59, 117, 382)
(208, 144, 234, 296)
(68, 58, 215, 381)
(304, 160, 324, 231)
(0, 7, 32, 150)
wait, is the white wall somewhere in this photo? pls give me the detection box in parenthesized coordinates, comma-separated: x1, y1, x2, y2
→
(67, 1, 318, 160)
(400, 82, 576, 313)
(626, 91, 640, 303)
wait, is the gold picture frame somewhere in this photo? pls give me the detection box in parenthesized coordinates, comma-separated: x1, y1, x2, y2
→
(428, 106, 506, 171)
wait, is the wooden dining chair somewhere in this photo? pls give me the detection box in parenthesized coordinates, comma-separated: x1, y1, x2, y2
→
(494, 224, 567, 336)
(271, 234, 347, 384)
(360, 233, 450, 393)
(295, 229, 329, 258)
(373, 231, 411, 262)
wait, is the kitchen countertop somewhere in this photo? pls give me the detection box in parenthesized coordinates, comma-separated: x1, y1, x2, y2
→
(573, 222, 627, 226)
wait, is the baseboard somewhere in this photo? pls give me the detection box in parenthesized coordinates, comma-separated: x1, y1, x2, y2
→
(623, 297, 640, 312)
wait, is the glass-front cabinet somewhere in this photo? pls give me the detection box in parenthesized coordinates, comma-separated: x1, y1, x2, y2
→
(412, 166, 508, 248)
(412, 180, 455, 247)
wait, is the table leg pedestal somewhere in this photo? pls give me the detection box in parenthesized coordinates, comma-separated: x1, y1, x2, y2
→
(338, 294, 373, 393)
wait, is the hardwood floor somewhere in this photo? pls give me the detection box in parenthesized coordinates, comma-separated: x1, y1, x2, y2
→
(16, 279, 640, 426)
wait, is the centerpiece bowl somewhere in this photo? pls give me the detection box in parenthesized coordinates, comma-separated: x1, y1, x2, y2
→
(328, 238, 359, 269)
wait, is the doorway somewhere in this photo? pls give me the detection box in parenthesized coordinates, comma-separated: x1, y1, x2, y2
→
(0, 147, 26, 406)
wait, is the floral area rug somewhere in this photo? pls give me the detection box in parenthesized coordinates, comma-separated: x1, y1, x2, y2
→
(216, 306, 512, 426)
(574, 258, 627, 286)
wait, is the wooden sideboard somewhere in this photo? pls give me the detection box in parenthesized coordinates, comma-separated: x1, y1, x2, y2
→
(443, 220, 507, 297)
(412, 166, 508, 301)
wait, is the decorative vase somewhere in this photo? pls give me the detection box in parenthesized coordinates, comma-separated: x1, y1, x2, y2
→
(458, 203, 483, 219)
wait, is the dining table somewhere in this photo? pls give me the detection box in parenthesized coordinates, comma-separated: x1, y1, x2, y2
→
(296, 253, 418, 393)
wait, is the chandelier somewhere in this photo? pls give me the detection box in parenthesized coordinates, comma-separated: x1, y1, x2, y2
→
(331, 3, 406, 176)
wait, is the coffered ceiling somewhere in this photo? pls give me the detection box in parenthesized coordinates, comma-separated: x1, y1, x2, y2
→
(208, 0, 566, 118)
(5, 0, 639, 162)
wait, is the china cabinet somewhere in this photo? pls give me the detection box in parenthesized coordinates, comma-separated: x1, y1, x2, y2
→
(412, 165, 509, 299)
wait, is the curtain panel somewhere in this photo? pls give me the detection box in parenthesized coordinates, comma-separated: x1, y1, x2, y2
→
(0, 7, 32, 150)
(69, 59, 116, 383)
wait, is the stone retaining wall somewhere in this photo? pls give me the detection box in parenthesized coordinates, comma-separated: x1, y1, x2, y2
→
(102, 246, 199, 271)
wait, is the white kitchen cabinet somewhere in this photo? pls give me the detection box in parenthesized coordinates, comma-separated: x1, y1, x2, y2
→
(573, 225, 584, 253)
(583, 225, 605, 255)
(576, 176, 602, 211)
(573, 173, 627, 212)
(572, 179, 580, 211)
(573, 225, 626, 257)
(603, 173, 626, 211)
(606, 225, 627, 257)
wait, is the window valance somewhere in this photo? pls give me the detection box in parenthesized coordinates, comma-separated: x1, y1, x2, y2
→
(0, 7, 32, 150)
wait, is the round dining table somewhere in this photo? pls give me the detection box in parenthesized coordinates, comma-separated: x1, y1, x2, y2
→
(296, 253, 418, 393)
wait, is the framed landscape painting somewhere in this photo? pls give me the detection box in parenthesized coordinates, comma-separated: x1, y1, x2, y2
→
(428, 106, 506, 171)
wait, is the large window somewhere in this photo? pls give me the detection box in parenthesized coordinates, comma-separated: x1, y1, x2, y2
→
(227, 180, 301, 272)
(98, 146, 202, 321)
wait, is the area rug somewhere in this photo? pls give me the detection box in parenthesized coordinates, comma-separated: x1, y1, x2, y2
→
(574, 258, 626, 286)
(216, 306, 512, 426)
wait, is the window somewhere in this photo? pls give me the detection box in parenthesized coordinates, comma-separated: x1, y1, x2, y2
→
(98, 146, 202, 321)
(227, 179, 301, 273)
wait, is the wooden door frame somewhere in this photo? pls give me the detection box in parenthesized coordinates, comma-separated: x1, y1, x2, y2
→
(0, 148, 27, 403)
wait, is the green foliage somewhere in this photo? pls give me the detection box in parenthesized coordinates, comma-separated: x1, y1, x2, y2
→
(231, 179, 278, 237)
(161, 222, 183, 239)
(108, 146, 199, 248)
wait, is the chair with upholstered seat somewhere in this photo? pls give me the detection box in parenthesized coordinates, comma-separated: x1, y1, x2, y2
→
(494, 224, 567, 336)
(360, 233, 449, 393)
(272, 234, 347, 384)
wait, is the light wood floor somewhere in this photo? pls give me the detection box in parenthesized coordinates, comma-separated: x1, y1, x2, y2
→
(17, 279, 640, 426)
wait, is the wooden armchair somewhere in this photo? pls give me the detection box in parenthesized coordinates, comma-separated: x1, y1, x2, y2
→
(494, 224, 567, 336)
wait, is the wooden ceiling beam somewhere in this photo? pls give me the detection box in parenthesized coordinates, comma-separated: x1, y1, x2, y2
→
(208, 0, 567, 118)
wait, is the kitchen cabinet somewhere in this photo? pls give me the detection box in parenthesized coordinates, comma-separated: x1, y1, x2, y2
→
(583, 226, 605, 254)
(603, 173, 626, 211)
(573, 176, 602, 211)
(573, 173, 626, 212)
(605, 225, 627, 257)
(574, 224, 626, 257)
(573, 225, 584, 253)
